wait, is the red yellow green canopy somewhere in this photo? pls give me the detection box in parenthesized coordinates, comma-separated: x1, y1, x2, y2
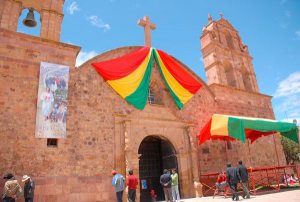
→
(92, 47, 202, 110)
(198, 114, 299, 144)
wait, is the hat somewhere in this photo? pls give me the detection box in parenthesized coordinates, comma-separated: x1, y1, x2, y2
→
(111, 170, 117, 175)
(22, 175, 30, 182)
(3, 173, 14, 179)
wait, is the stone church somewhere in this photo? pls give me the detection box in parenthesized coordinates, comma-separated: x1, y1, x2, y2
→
(0, 0, 286, 201)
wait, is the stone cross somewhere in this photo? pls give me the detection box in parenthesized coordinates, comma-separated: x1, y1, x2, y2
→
(137, 16, 156, 47)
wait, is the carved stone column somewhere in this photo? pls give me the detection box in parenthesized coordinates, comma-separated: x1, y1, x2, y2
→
(185, 126, 202, 197)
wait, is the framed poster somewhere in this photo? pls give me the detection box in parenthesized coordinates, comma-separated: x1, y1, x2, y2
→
(35, 62, 69, 138)
(141, 179, 147, 189)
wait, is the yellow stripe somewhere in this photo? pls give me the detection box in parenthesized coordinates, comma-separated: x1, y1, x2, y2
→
(211, 114, 229, 136)
(155, 51, 193, 104)
(107, 50, 151, 98)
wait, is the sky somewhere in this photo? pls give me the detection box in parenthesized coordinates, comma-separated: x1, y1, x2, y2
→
(17, 0, 300, 124)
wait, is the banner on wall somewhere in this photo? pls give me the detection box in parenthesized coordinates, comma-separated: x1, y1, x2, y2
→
(35, 62, 70, 138)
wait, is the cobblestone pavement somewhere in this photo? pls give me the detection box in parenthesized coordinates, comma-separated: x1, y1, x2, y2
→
(161, 189, 300, 202)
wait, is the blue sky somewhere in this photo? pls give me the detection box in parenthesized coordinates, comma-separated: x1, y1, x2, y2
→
(18, 0, 300, 124)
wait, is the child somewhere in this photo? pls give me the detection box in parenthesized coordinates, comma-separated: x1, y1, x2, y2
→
(150, 189, 157, 202)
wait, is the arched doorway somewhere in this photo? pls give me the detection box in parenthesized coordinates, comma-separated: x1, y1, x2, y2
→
(138, 136, 178, 202)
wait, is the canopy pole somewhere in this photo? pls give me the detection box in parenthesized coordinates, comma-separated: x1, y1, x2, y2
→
(247, 140, 252, 166)
(272, 134, 280, 166)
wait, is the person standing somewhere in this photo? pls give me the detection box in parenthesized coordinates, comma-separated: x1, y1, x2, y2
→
(2, 173, 22, 202)
(160, 169, 172, 202)
(126, 169, 138, 202)
(22, 175, 35, 202)
(237, 160, 250, 199)
(171, 169, 180, 201)
(226, 163, 240, 201)
(111, 170, 125, 202)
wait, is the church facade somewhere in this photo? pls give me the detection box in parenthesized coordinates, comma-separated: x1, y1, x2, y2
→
(0, 0, 286, 201)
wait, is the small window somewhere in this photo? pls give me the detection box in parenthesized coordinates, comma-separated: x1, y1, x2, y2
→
(47, 138, 58, 147)
(226, 141, 232, 150)
(202, 148, 210, 154)
(147, 89, 155, 104)
(225, 33, 234, 49)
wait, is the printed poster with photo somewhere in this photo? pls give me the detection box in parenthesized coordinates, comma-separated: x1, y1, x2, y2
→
(35, 62, 70, 138)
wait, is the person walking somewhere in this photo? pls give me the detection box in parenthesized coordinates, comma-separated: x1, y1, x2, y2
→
(22, 175, 35, 202)
(160, 169, 173, 202)
(2, 173, 22, 202)
(111, 170, 125, 202)
(171, 168, 180, 201)
(126, 169, 138, 202)
(237, 160, 250, 199)
(226, 163, 241, 201)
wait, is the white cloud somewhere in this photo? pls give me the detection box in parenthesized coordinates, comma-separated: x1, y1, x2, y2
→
(67, 2, 79, 15)
(274, 71, 300, 125)
(276, 95, 300, 126)
(276, 95, 300, 113)
(76, 50, 98, 67)
(296, 30, 300, 38)
(274, 71, 300, 97)
(88, 16, 111, 32)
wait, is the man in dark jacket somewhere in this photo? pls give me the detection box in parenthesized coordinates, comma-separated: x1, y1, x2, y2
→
(22, 175, 35, 202)
(226, 163, 240, 201)
(237, 160, 250, 199)
(160, 169, 172, 202)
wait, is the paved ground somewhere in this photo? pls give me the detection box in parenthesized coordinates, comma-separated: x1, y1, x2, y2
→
(162, 189, 300, 202)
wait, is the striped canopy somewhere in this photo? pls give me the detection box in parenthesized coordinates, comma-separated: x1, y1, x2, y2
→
(92, 47, 202, 110)
(198, 114, 299, 144)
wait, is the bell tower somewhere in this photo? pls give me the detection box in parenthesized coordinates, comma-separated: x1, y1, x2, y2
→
(200, 14, 259, 93)
(0, 0, 64, 41)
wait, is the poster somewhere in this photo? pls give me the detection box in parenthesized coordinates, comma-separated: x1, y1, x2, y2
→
(141, 179, 147, 189)
(35, 62, 70, 138)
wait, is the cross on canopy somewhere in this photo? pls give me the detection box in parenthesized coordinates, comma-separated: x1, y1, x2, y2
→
(137, 16, 156, 47)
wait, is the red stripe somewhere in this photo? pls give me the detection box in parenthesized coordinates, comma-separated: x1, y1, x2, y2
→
(91, 47, 150, 81)
(198, 118, 212, 144)
(156, 49, 202, 94)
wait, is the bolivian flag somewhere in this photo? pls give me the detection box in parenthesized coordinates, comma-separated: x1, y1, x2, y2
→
(154, 49, 202, 109)
(92, 47, 154, 110)
(198, 114, 299, 144)
(92, 47, 202, 110)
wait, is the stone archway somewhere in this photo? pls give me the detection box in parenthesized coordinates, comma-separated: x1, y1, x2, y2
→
(138, 135, 179, 202)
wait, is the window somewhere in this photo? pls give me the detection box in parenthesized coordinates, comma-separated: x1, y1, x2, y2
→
(47, 138, 58, 147)
(224, 62, 236, 87)
(202, 148, 210, 154)
(226, 141, 232, 150)
(225, 32, 235, 49)
(241, 66, 253, 92)
(147, 88, 155, 104)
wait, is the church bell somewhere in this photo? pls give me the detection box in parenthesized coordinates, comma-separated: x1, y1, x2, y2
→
(22, 8, 37, 27)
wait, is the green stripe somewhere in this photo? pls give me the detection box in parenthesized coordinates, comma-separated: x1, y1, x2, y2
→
(228, 116, 299, 144)
(242, 118, 299, 143)
(153, 50, 183, 109)
(228, 117, 246, 143)
(125, 49, 154, 110)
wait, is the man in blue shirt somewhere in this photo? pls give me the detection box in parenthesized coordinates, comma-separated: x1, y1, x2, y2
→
(112, 170, 125, 202)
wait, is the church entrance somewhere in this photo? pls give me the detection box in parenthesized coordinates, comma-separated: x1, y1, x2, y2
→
(138, 136, 178, 202)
